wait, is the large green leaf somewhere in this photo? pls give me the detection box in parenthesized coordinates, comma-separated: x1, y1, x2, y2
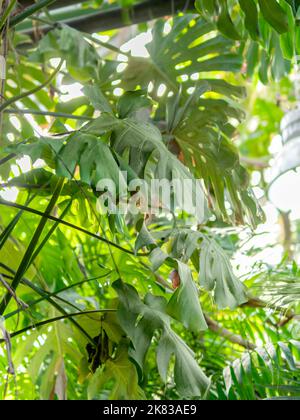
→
(122, 14, 242, 98)
(238, 0, 259, 40)
(84, 105, 209, 222)
(149, 227, 248, 310)
(56, 132, 124, 189)
(258, 0, 289, 34)
(200, 238, 248, 309)
(113, 280, 211, 398)
(167, 261, 207, 332)
(172, 91, 264, 226)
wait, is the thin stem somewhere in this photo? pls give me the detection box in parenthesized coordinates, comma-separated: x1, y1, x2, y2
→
(0, 178, 64, 315)
(4, 108, 94, 121)
(0, 195, 34, 251)
(0, 60, 63, 113)
(19, 277, 95, 343)
(28, 15, 130, 57)
(9, 0, 57, 28)
(0, 0, 17, 31)
(0, 310, 116, 344)
(0, 263, 97, 344)
(3, 270, 112, 320)
(28, 200, 72, 267)
(0, 153, 16, 166)
(0, 198, 149, 257)
(84, 32, 130, 58)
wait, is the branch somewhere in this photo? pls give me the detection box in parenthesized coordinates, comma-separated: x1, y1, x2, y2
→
(0, 274, 28, 310)
(205, 314, 256, 350)
(242, 297, 299, 328)
(240, 156, 269, 169)
(0, 153, 16, 166)
(4, 108, 93, 121)
(0, 319, 14, 374)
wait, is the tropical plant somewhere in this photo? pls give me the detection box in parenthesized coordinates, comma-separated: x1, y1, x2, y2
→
(0, 0, 299, 401)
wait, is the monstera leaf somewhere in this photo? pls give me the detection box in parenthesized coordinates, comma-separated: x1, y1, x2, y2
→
(200, 238, 248, 309)
(172, 93, 264, 226)
(56, 132, 125, 189)
(146, 227, 248, 310)
(16, 17, 262, 225)
(113, 280, 211, 398)
(116, 15, 262, 226)
(121, 14, 242, 95)
(167, 261, 208, 332)
(7, 106, 209, 222)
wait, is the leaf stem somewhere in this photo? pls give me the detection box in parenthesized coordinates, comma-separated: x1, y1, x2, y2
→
(0, 198, 149, 257)
(2, 270, 112, 320)
(4, 108, 94, 121)
(0, 178, 64, 315)
(0, 60, 63, 113)
(0, 310, 116, 344)
(0, 263, 96, 344)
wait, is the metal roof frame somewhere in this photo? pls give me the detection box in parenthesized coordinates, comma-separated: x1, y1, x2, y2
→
(19, 0, 81, 9)
(17, 0, 193, 35)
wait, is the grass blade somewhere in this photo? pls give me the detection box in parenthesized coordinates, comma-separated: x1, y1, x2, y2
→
(10, 0, 57, 28)
(0, 195, 34, 251)
(0, 178, 64, 315)
(0, 0, 17, 31)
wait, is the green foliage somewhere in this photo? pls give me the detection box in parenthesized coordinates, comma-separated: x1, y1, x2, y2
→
(195, 0, 298, 82)
(220, 340, 300, 400)
(88, 344, 146, 400)
(200, 238, 248, 309)
(114, 280, 211, 398)
(0, 0, 299, 401)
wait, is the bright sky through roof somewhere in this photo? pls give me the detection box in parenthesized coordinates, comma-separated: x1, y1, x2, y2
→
(120, 31, 152, 58)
